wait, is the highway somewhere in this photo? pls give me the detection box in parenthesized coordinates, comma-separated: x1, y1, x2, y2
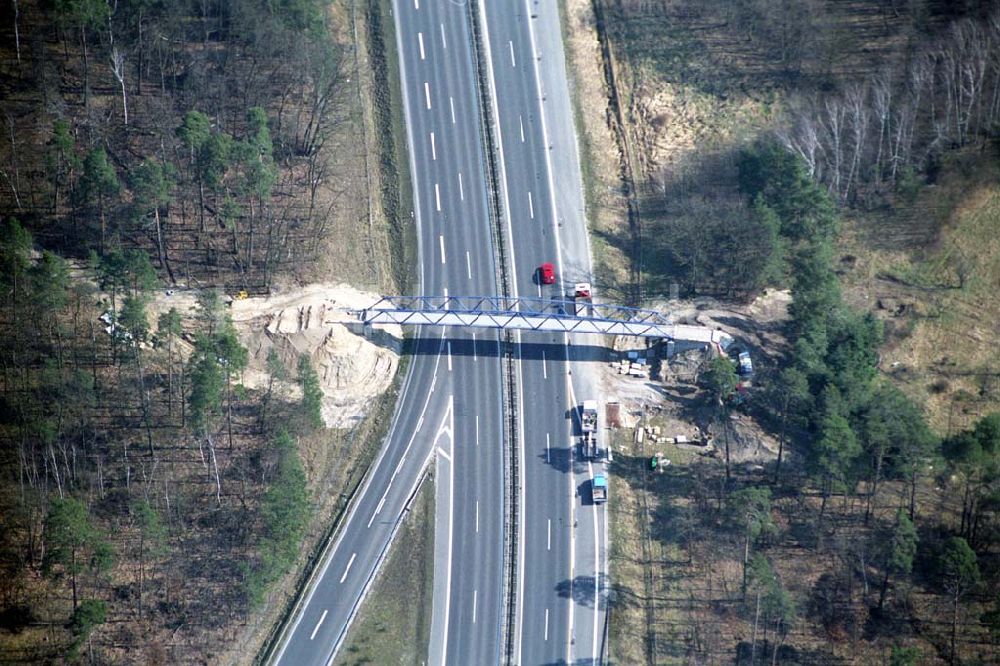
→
(269, 0, 505, 663)
(478, 2, 607, 664)
(270, 1, 605, 664)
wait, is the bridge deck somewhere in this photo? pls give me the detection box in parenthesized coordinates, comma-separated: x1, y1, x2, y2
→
(354, 296, 731, 345)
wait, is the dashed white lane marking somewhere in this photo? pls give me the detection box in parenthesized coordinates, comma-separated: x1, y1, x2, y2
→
(430, 131, 436, 160)
(466, 251, 472, 279)
(447, 341, 452, 371)
(437, 445, 451, 461)
(443, 287, 448, 305)
(542, 350, 547, 378)
(418, 32, 425, 60)
(439, 234, 446, 263)
(476, 501, 480, 533)
(413, 0, 418, 9)
(473, 589, 478, 624)
(450, 96, 456, 124)
(548, 518, 552, 550)
(528, 191, 534, 219)
(309, 610, 328, 640)
(546, 432, 551, 463)
(440, 23, 447, 49)
(458, 171, 464, 200)
(475, 414, 480, 445)
(339, 553, 357, 583)
(509, 40, 516, 67)
(424, 81, 431, 109)
(367, 495, 386, 528)
(545, 608, 550, 641)
(472, 332, 478, 362)
(519, 115, 525, 142)
(435, 183, 442, 212)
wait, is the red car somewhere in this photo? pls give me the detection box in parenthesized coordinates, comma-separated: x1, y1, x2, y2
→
(538, 262, 556, 285)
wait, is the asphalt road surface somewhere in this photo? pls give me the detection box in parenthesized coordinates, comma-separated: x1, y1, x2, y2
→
(478, 2, 608, 664)
(270, 0, 505, 663)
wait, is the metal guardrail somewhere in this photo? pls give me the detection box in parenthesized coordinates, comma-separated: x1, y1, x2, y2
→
(465, 1, 519, 663)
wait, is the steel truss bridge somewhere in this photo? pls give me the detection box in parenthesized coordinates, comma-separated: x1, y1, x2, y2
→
(353, 295, 732, 345)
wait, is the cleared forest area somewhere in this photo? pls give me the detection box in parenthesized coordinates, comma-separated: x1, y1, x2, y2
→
(562, 0, 1000, 663)
(0, 1, 410, 663)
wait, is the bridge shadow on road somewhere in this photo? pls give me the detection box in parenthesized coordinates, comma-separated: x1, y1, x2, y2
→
(352, 329, 617, 364)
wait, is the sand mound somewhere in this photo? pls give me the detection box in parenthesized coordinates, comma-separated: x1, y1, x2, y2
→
(226, 283, 401, 429)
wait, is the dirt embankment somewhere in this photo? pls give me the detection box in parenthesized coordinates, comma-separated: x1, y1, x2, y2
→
(148, 283, 400, 430)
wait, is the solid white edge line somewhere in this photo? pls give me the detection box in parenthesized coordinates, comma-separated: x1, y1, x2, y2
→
(339, 553, 357, 584)
(309, 610, 328, 641)
(439, 397, 455, 666)
(591, 457, 600, 659)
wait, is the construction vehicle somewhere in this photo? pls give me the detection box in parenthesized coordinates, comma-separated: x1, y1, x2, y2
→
(591, 474, 608, 504)
(580, 399, 599, 459)
(572, 282, 593, 316)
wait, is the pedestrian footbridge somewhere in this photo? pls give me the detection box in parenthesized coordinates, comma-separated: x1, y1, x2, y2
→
(352, 295, 731, 346)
